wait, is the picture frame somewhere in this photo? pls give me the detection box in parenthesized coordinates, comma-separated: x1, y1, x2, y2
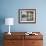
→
(18, 9, 36, 23)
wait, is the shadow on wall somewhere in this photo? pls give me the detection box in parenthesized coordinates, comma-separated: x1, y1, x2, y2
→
(0, 16, 5, 46)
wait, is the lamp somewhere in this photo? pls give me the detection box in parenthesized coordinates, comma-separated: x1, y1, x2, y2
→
(5, 18, 14, 35)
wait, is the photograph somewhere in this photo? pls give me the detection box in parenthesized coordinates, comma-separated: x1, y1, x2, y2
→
(18, 9, 36, 23)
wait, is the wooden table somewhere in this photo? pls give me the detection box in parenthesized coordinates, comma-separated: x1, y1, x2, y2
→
(4, 32, 43, 46)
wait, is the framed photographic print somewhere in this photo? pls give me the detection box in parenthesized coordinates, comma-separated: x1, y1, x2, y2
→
(18, 9, 36, 23)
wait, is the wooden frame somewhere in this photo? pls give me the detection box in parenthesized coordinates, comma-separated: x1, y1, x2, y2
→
(18, 9, 36, 23)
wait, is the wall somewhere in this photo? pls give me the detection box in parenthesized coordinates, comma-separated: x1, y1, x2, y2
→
(0, 0, 46, 46)
(0, 0, 46, 32)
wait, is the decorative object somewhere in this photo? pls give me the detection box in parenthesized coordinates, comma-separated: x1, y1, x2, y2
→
(5, 18, 14, 35)
(18, 9, 36, 23)
(25, 32, 38, 35)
